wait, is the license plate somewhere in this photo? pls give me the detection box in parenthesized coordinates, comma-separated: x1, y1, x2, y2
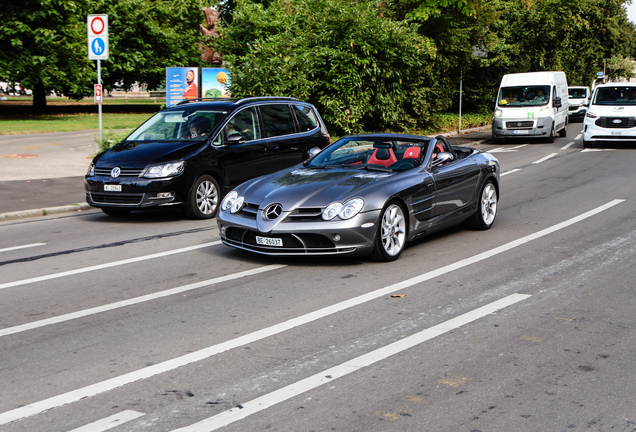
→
(611, 131, 622, 136)
(256, 236, 283, 247)
(512, 130, 529, 134)
(104, 185, 122, 192)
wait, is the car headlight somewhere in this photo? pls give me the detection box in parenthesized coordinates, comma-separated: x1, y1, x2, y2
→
(87, 163, 95, 176)
(322, 198, 364, 221)
(221, 191, 244, 213)
(142, 161, 185, 178)
(586, 111, 598, 119)
(495, 109, 502, 118)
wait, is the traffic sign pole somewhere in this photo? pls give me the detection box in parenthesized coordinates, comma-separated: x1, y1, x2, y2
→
(88, 14, 108, 144)
(98, 60, 102, 144)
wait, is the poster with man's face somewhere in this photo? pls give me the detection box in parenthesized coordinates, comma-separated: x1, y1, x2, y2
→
(201, 68, 231, 99)
(166, 67, 199, 107)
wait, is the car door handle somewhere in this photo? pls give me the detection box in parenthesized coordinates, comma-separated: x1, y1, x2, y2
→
(269, 145, 279, 150)
(258, 148, 268, 152)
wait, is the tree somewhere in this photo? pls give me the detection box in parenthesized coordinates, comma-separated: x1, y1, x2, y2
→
(208, 0, 437, 134)
(0, 0, 207, 108)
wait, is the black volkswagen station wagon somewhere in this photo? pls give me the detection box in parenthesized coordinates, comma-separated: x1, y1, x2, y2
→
(85, 97, 330, 219)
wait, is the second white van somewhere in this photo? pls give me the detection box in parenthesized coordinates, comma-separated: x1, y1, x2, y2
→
(491, 71, 569, 143)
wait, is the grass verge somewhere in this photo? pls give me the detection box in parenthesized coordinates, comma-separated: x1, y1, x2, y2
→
(0, 113, 153, 135)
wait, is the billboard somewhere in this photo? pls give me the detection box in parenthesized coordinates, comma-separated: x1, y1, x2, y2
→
(166, 67, 199, 107)
(201, 68, 231, 99)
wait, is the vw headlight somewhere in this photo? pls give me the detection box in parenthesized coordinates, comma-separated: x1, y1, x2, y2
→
(322, 198, 364, 221)
(585, 111, 598, 119)
(87, 163, 95, 176)
(221, 191, 244, 213)
(142, 161, 185, 178)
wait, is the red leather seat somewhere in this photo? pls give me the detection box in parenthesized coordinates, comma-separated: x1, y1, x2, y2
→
(403, 146, 421, 160)
(367, 147, 397, 167)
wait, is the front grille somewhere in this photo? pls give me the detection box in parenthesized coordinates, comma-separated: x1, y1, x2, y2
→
(95, 167, 144, 177)
(285, 207, 323, 222)
(225, 227, 336, 254)
(89, 192, 144, 205)
(595, 117, 635, 129)
(238, 203, 259, 219)
(506, 121, 534, 129)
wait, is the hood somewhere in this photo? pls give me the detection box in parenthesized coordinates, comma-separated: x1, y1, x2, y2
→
(588, 105, 636, 116)
(240, 166, 395, 210)
(96, 140, 206, 168)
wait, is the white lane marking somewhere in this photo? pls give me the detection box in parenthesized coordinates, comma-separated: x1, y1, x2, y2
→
(67, 410, 144, 432)
(582, 148, 616, 152)
(171, 293, 530, 432)
(0, 243, 46, 253)
(532, 153, 558, 164)
(575, 134, 582, 140)
(500, 169, 521, 177)
(488, 148, 518, 153)
(0, 200, 623, 426)
(509, 144, 528, 149)
(0, 265, 286, 338)
(0, 241, 222, 291)
(561, 142, 575, 150)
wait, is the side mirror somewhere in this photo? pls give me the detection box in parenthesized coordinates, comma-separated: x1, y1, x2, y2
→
(583, 97, 590, 107)
(553, 97, 562, 108)
(307, 147, 321, 159)
(432, 152, 454, 167)
(226, 134, 245, 145)
(488, 99, 496, 111)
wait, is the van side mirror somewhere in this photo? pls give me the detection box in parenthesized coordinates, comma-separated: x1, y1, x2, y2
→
(553, 97, 562, 108)
(583, 97, 590, 107)
(488, 99, 496, 111)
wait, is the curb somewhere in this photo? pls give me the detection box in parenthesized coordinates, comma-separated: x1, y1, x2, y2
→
(0, 203, 94, 222)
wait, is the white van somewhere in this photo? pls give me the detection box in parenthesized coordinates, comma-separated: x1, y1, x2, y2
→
(567, 86, 590, 122)
(583, 83, 636, 148)
(491, 71, 569, 143)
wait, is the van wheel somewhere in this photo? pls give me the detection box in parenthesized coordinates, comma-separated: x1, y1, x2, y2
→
(185, 175, 220, 219)
(558, 121, 567, 137)
(546, 124, 555, 143)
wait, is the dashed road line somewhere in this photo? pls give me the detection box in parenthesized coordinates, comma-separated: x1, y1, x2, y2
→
(67, 410, 144, 432)
(561, 141, 575, 150)
(0, 199, 623, 427)
(501, 169, 521, 177)
(0, 265, 286, 338)
(0, 243, 46, 253)
(170, 294, 531, 432)
(532, 153, 558, 164)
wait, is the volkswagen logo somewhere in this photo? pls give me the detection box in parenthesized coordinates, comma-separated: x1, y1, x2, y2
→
(110, 167, 121, 178)
(612, 119, 623, 124)
(263, 203, 283, 221)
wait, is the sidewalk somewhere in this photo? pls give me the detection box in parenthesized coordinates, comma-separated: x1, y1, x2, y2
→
(0, 126, 492, 222)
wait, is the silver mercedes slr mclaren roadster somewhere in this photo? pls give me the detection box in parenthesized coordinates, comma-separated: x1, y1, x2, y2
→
(216, 133, 499, 261)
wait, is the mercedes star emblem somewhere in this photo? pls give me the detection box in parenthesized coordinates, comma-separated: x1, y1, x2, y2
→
(110, 167, 121, 178)
(263, 203, 283, 221)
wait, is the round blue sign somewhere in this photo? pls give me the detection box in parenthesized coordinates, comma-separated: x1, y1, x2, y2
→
(91, 37, 106, 56)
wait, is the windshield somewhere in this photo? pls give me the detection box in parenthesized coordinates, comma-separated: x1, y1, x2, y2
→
(498, 85, 550, 107)
(568, 88, 587, 99)
(126, 109, 227, 141)
(592, 86, 636, 105)
(307, 137, 431, 171)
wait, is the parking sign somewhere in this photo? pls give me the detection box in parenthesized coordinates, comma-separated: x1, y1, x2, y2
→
(88, 15, 109, 60)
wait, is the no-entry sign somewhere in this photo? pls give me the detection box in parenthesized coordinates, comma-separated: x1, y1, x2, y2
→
(88, 15, 108, 60)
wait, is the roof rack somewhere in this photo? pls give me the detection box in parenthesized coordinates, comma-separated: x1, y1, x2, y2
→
(236, 96, 300, 102)
(174, 96, 300, 106)
(175, 97, 235, 106)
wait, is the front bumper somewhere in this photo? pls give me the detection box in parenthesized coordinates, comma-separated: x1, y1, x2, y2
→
(84, 174, 188, 209)
(217, 207, 381, 256)
(583, 116, 636, 142)
(492, 116, 553, 139)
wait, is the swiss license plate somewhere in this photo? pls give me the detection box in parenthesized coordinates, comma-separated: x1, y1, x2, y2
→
(104, 185, 122, 192)
(611, 131, 622, 136)
(512, 130, 529, 134)
(256, 236, 283, 247)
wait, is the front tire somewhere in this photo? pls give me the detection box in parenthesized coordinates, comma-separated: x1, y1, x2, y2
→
(558, 120, 568, 137)
(370, 201, 408, 262)
(546, 124, 556, 143)
(185, 174, 220, 219)
(469, 181, 498, 230)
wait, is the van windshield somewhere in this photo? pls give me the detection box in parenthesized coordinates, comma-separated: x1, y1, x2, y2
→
(126, 109, 227, 141)
(498, 86, 550, 107)
(592, 87, 636, 105)
(568, 88, 587, 99)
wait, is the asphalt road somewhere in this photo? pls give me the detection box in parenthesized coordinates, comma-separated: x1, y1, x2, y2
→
(1, 123, 636, 432)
